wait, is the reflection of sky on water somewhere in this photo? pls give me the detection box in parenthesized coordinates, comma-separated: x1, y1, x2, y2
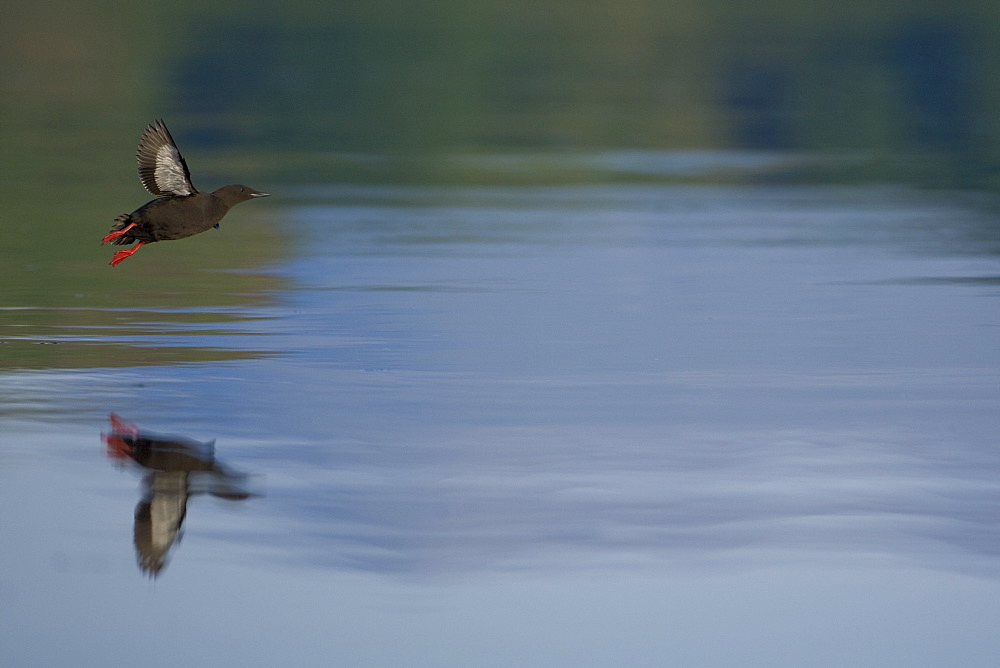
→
(251, 422, 1000, 578)
(2, 182, 1000, 666)
(255, 185, 1000, 577)
(5, 184, 999, 579)
(4, 373, 1000, 580)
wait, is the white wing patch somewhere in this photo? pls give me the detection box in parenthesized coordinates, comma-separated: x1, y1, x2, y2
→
(136, 120, 196, 196)
(155, 144, 194, 196)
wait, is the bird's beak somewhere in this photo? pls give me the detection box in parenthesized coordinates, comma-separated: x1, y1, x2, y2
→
(251, 191, 271, 198)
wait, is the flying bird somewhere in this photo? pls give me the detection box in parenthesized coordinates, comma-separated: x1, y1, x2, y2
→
(102, 120, 270, 266)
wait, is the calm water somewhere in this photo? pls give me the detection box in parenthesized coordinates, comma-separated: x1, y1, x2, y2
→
(3, 179, 1000, 666)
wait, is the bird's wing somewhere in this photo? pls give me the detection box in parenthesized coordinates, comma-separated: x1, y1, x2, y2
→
(136, 120, 197, 196)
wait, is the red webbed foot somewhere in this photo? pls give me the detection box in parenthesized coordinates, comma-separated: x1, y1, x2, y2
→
(102, 222, 137, 244)
(109, 242, 145, 266)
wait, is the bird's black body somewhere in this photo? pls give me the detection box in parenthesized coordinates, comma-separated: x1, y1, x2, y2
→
(108, 184, 266, 244)
(103, 120, 269, 265)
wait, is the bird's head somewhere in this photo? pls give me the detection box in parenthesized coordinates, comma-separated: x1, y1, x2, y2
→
(213, 184, 271, 207)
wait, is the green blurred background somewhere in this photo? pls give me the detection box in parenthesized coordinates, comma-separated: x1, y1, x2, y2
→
(6, 1, 1000, 177)
(2, 0, 999, 311)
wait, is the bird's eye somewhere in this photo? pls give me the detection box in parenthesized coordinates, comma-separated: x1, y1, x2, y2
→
(240, 187, 245, 193)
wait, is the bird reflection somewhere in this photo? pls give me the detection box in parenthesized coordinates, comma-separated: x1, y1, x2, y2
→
(102, 413, 257, 577)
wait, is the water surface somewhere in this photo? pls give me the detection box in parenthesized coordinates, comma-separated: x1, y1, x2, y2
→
(2, 181, 1000, 666)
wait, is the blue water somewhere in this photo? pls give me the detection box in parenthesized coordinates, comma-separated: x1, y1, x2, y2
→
(2, 183, 1000, 666)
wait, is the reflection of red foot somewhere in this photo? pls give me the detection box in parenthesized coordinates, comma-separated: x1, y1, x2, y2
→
(102, 222, 137, 244)
(109, 413, 139, 437)
(109, 242, 145, 266)
(104, 414, 140, 460)
(104, 434, 132, 459)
